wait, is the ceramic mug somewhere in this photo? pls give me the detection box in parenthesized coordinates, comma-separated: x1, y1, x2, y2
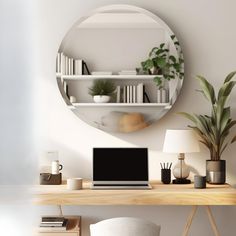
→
(67, 178, 83, 190)
(51, 160, 63, 174)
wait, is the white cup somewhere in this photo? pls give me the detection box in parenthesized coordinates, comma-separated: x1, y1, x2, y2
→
(70, 96, 76, 103)
(51, 160, 63, 174)
(67, 178, 83, 190)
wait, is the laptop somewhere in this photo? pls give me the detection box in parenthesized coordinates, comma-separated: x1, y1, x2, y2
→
(91, 147, 151, 189)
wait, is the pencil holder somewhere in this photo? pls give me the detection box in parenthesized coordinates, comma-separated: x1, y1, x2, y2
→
(194, 175, 206, 189)
(161, 169, 171, 184)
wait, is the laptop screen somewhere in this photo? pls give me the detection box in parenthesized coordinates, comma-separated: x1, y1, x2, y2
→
(93, 148, 148, 181)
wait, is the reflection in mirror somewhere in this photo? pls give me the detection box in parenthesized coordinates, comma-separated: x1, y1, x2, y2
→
(56, 5, 184, 133)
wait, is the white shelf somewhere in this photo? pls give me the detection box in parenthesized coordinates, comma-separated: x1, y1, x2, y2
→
(61, 75, 162, 80)
(70, 102, 171, 108)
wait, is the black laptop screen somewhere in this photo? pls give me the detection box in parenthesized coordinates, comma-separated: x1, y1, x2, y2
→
(93, 148, 148, 181)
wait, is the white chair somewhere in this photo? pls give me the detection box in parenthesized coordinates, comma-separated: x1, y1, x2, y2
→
(90, 217, 161, 236)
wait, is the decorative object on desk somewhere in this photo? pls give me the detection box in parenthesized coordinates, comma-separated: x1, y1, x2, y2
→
(160, 162, 172, 184)
(163, 129, 200, 184)
(70, 96, 76, 103)
(40, 173, 62, 185)
(137, 35, 184, 89)
(194, 175, 206, 189)
(67, 178, 83, 190)
(51, 160, 63, 175)
(178, 71, 236, 184)
(88, 79, 116, 103)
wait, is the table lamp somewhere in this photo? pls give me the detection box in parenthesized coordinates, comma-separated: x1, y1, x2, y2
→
(163, 129, 200, 184)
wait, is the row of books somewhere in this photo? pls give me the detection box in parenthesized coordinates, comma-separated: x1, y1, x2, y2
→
(116, 83, 150, 103)
(56, 52, 90, 75)
(39, 216, 68, 232)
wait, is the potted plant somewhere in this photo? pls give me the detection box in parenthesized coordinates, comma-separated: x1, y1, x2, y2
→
(138, 35, 184, 89)
(88, 79, 116, 103)
(178, 72, 236, 184)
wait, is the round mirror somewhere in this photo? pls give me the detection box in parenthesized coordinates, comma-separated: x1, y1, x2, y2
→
(56, 5, 184, 133)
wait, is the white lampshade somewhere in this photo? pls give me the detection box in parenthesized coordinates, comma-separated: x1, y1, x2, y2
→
(163, 129, 200, 153)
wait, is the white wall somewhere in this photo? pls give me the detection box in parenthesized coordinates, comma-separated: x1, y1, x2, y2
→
(35, 1, 236, 235)
(2, 0, 236, 235)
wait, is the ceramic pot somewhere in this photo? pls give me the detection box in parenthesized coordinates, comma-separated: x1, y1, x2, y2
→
(93, 95, 110, 103)
(206, 160, 226, 184)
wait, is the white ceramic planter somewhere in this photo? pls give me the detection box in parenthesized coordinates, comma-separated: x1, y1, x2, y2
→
(93, 95, 110, 103)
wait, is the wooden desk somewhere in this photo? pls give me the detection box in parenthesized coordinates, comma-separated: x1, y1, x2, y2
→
(33, 180, 236, 206)
(33, 181, 236, 236)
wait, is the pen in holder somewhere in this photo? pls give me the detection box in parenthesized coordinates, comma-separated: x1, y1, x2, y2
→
(160, 162, 172, 184)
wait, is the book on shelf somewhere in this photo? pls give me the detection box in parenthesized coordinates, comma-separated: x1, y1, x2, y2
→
(130, 85, 133, 103)
(123, 85, 127, 103)
(74, 59, 83, 75)
(137, 83, 143, 103)
(41, 216, 65, 224)
(39, 217, 68, 232)
(127, 85, 130, 103)
(116, 86, 121, 103)
(91, 71, 112, 75)
(119, 70, 137, 75)
(133, 85, 136, 103)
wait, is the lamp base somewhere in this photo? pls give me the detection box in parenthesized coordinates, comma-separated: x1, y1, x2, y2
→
(173, 178, 191, 184)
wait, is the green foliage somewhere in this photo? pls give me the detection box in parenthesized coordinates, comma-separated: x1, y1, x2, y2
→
(178, 72, 236, 161)
(137, 35, 184, 88)
(88, 79, 116, 96)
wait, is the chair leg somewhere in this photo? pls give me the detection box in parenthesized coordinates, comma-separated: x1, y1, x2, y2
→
(205, 206, 220, 236)
(182, 206, 198, 236)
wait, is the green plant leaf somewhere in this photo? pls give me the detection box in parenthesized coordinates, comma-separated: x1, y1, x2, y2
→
(220, 107, 230, 133)
(231, 135, 236, 143)
(160, 43, 165, 49)
(88, 79, 116, 96)
(196, 75, 216, 104)
(177, 112, 197, 124)
(217, 81, 236, 101)
(156, 57, 167, 68)
(220, 143, 228, 156)
(224, 71, 236, 83)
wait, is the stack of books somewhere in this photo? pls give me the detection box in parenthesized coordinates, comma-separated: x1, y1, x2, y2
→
(91, 71, 112, 75)
(39, 216, 68, 232)
(118, 70, 137, 75)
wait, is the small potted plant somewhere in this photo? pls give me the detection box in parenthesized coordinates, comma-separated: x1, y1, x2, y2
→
(178, 72, 236, 184)
(88, 79, 116, 103)
(138, 35, 184, 89)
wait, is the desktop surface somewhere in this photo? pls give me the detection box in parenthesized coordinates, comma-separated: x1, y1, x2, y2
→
(33, 180, 236, 206)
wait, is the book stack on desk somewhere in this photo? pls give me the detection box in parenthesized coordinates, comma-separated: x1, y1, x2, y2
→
(39, 216, 68, 232)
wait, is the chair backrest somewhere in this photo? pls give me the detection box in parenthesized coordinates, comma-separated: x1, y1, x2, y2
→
(90, 217, 161, 236)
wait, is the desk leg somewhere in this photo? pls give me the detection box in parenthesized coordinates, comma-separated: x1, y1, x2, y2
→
(182, 206, 198, 236)
(205, 206, 220, 236)
(58, 205, 63, 216)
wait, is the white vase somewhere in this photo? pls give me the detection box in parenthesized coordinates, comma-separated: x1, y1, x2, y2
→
(93, 95, 110, 103)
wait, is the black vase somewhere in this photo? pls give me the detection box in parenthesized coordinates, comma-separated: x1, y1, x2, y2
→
(206, 160, 226, 184)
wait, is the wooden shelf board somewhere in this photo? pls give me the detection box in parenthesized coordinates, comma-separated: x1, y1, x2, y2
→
(61, 75, 162, 80)
(70, 103, 171, 107)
